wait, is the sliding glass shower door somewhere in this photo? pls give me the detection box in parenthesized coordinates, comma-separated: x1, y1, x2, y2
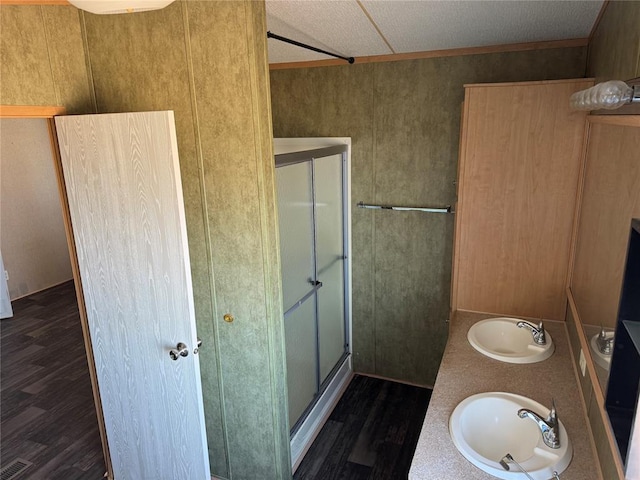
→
(314, 155, 346, 384)
(276, 145, 349, 432)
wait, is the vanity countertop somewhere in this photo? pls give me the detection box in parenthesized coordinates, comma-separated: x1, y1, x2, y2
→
(409, 310, 601, 480)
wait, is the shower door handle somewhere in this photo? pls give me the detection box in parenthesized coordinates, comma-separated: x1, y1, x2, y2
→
(284, 280, 323, 319)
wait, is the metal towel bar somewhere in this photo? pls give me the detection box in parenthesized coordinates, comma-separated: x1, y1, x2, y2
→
(357, 201, 453, 214)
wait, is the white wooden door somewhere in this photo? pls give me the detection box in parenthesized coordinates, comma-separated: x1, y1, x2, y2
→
(55, 112, 210, 480)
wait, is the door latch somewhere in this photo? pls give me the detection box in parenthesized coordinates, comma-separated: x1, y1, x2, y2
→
(169, 342, 189, 360)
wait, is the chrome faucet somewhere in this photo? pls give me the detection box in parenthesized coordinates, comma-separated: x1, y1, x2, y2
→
(596, 327, 614, 355)
(518, 400, 560, 449)
(517, 320, 547, 345)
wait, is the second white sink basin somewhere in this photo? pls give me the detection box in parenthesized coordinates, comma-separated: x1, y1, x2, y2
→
(467, 317, 554, 364)
(450, 392, 573, 480)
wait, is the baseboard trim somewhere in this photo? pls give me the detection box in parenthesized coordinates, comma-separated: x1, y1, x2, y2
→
(9, 278, 74, 302)
(291, 357, 353, 472)
(356, 372, 434, 390)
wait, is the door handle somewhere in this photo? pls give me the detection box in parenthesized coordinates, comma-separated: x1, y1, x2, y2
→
(169, 342, 189, 360)
(194, 337, 202, 354)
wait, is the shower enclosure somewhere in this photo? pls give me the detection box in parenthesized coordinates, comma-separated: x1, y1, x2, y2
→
(274, 138, 352, 468)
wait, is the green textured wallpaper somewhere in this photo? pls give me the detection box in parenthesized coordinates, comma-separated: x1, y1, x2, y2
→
(268, 64, 377, 374)
(588, 0, 640, 81)
(270, 46, 588, 386)
(0, 5, 93, 113)
(184, 2, 289, 478)
(82, 4, 230, 476)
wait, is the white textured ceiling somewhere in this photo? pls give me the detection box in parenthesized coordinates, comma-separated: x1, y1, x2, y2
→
(265, 0, 604, 64)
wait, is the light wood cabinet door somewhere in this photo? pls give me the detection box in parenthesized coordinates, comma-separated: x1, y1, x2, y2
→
(452, 79, 591, 320)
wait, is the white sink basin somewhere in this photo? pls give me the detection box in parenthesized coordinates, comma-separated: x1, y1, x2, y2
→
(449, 392, 573, 480)
(467, 317, 554, 364)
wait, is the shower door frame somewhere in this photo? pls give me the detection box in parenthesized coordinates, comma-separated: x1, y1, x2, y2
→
(274, 138, 353, 470)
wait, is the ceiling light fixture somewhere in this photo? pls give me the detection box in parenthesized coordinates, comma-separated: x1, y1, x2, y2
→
(570, 80, 640, 110)
(68, 0, 175, 15)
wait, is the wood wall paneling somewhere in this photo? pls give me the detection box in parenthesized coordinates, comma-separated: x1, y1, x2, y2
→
(450, 99, 471, 315)
(453, 79, 592, 320)
(571, 117, 640, 330)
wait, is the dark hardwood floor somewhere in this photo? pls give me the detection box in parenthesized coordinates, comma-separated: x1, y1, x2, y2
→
(1, 281, 106, 479)
(294, 374, 432, 480)
(1, 284, 430, 479)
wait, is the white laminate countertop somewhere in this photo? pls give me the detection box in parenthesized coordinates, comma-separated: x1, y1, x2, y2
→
(409, 311, 601, 480)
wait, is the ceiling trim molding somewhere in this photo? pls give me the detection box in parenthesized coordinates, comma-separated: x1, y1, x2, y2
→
(269, 38, 589, 70)
(0, 0, 70, 4)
